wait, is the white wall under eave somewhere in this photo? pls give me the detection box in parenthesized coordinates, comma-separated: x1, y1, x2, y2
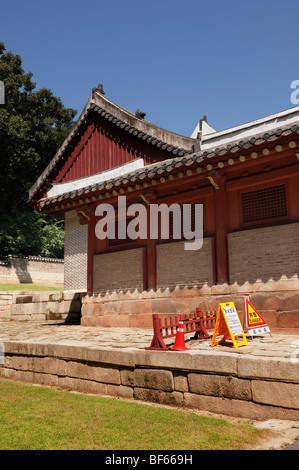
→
(47, 158, 144, 198)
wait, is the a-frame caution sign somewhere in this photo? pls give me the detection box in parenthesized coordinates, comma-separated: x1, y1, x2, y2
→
(245, 298, 271, 336)
(211, 302, 248, 348)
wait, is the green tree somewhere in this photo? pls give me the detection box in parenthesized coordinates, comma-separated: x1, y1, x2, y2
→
(0, 43, 76, 259)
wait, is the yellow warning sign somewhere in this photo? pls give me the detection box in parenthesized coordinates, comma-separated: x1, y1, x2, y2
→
(211, 302, 248, 349)
(245, 298, 271, 336)
(248, 310, 264, 325)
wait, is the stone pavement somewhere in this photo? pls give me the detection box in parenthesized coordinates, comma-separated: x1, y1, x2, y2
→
(0, 319, 298, 359)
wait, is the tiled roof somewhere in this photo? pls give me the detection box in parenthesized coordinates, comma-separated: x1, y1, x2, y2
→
(28, 88, 197, 205)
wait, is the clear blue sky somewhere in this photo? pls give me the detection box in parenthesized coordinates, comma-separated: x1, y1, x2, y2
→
(1, 0, 298, 137)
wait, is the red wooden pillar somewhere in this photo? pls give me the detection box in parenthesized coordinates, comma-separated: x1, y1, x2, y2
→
(146, 195, 157, 289)
(214, 176, 229, 284)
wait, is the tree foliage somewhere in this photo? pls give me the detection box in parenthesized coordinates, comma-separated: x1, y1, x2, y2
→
(0, 43, 76, 259)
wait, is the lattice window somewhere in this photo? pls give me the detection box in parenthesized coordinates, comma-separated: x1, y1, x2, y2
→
(241, 184, 287, 223)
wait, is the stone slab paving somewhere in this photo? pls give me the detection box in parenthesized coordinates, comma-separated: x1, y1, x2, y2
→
(0, 320, 298, 359)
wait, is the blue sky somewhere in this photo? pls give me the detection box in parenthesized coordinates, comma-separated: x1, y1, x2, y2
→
(1, 0, 298, 137)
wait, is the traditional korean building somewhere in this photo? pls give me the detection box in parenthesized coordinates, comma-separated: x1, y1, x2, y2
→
(29, 86, 299, 332)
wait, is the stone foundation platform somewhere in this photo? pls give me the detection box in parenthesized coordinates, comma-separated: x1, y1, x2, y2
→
(0, 320, 298, 422)
(81, 283, 299, 334)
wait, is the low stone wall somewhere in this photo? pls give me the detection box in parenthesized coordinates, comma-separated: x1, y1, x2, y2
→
(0, 292, 14, 318)
(9, 291, 85, 323)
(81, 282, 299, 333)
(0, 255, 64, 285)
(0, 343, 298, 421)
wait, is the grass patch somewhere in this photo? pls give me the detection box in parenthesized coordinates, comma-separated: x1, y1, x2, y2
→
(0, 283, 63, 291)
(0, 380, 271, 450)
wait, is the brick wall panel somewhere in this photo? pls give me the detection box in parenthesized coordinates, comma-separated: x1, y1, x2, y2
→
(156, 239, 213, 289)
(93, 248, 144, 293)
(228, 223, 299, 285)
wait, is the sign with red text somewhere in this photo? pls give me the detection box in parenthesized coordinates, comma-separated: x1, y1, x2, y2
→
(245, 298, 271, 336)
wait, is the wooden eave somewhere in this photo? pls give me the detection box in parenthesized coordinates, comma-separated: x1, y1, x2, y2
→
(38, 121, 299, 215)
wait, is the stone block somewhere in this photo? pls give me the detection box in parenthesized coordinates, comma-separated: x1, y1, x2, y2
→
(0, 304, 11, 311)
(238, 356, 299, 383)
(31, 314, 47, 321)
(13, 302, 47, 316)
(102, 302, 119, 315)
(135, 350, 238, 375)
(9, 355, 34, 371)
(95, 315, 130, 328)
(252, 380, 299, 409)
(32, 372, 59, 387)
(134, 388, 183, 407)
(81, 302, 103, 317)
(0, 294, 13, 301)
(80, 316, 98, 327)
(0, 367, 34, 383)
(85, 348, 136, 368)
(118, 300, 152, 315)
(66, 360, 120, 385)
(129, 314, 153, 328)
(58, 376, 108, 395)
(256, 310, 277, 329)
(11, 304, 33, 317)
(48, 344, 87, 361)
(277, 311, 299, 329)
(134, 369, 174, 391)
(120, 368, 135, 386)
(10, 314, 32, 321)
(32, 357, 67, 376)
(185, 393, 275, 420)
(106, 384, 134, 399)
(188, 373, 252, 400)
(45, 300, 67, 314)
(173, 372, 189, 392)
(249, 293, 283, 311)
(3, 342, 49, 357)
(150, 299, 177, 314)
